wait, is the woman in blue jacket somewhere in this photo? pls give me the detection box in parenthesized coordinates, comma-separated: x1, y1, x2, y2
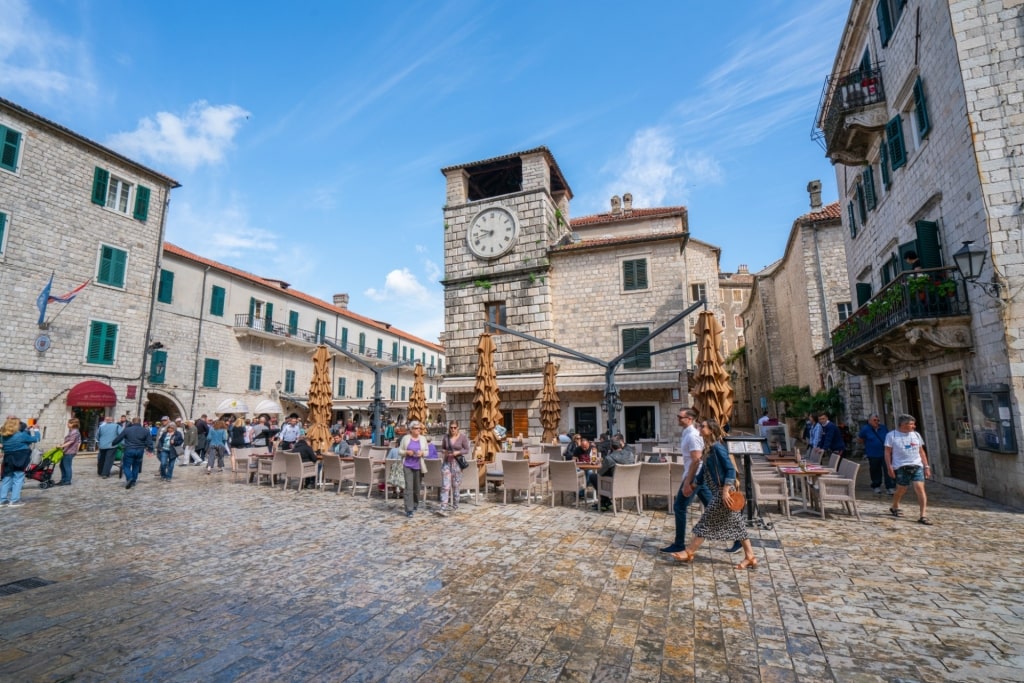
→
(1, 417, 41, 507)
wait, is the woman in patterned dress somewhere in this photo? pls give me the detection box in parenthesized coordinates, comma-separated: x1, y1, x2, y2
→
(671, 419, 758, 569)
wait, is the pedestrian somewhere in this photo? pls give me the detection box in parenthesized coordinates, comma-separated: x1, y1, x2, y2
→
(1, 416, 41, 507)
(885, 414, 933, 525)
(857, 414, 893, 494)
(111, 417, 154, 489)
(661, 408, 711, 553)
(815, 412, 845, 463)
(96, 415, 122, 478)
(670, 419, 758, 569)
(590, 434, 635, 511)
(183, 420, 201, 465)
(250, 416, 270, 453)
(205, 420, 229, 474)
(278, 414, 301, 451)
(156, 423, 184, 481)
(58, 418, 82, 485)
(437, 420, 469, 517)
(399, 420, 429, 518)
(229, 417, 247, 452)
(194, 414, 209, 463)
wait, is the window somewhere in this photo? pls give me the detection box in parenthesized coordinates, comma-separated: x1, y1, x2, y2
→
(157, 269, 174, 303)
(732, 289, 743, 303)
(91, 167, 150, 221)
(402, 346, 407, 360)
(0, 210, 8, 254)
(856, 283, 873, 308)
(0, 124, 22, 172)
(734, 315, 743, 328)
(838, 302, 853, 323)
(847, 202, 858, 239)
(106, 174, 132, 214)
(621, 327, 651, 369)
(149, 349, 167, 383)
(438, 359, 443, 374)
(429, 385, 434, 399)
(97, 245, 128, 288)
(209, 285, 225, 316)
(622, 259, 648, 291)
(341, 327, 348, 349)
(879, 145, 891, 190)
(248, 365, 262, 391)
(914, 220, 942, 267)
(401, 386, 406, 401)
(885, 115, 906, 170)
(392, 341, 399, 360)
(202, 359, 219, 388)
(285, 370, 295, 394)
(337, 377, 346, 397)
(377, 339, 383, 358)
(863, 167, 877, 211)
(288, 311, 299, 335)
(86, 321, 118, 365)
(912, 76, 931, 140)
(856, 182, 868, 225)
(358, 332, 366, 353)
(876, 0, 906, 48)
(356, 379, 364, 398)
(486, 302, 507, 333)
(315, 319, 326, 342)
(390, 384, 396, 400)
(736, 335, 744, 348)
(690, 283, 707, 302)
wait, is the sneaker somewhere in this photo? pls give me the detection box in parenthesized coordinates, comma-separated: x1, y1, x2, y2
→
(126, 480, 136, 490)
(727, 541, 744, 554)
(886, 489, 896, 495)
(0, 500, 8, 507)
(406, 511, 414, 518)
(872, 487, 882, 494)
(8, 501, 23, 508)
(206, 469, 212, 475)
(435, 509, 449, 518)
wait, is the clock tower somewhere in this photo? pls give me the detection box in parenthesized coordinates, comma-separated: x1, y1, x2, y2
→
(440, 147, 573, 423)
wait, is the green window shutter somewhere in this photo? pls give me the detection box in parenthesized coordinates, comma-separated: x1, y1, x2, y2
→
(856, 183, 868, 225)
(98, 245, 127, 287)
(390, 385, 396, 400)
(847, 202, 858, 239)
(288, 311, 299, 335)
(157, 269, 174, 303)
(886, 116, 906, 170)
(356, 380, 364, 398)
(285, 370, 295, 394)
(856, 283, 873, 308)
(149, 349, 167, 383)
(341, 327, 348, 349)
(879, 143, 891, 189)
(91, 167, 109, 206)
(264, 302, 274, 332)
(0, 125, 21, 172)
(863, 167, 877, 210)
(623, 259, 648, 291)
(881, 260, 892, 286)
(133, 185, 151, 221)
(248, 296, 256, 325)
(913, 77, 930, 139)
(377, 339, 383, 358)
(87, 321, 117, 365)
(338, 377, 346, 397)
(915, 220, 942, 267)
(622, 328, 651, 369)
(0, 211, 6, 253)
(210, 286, 225, 316)
(438, 359, 443, 374)
(401, 387, 406, 401)
(203, 358, 219, 387)
(248, 365, 262, 391)
(392, 342, 398, 359)
(877, 0, 893, 47)
(358, 333, 366, 353)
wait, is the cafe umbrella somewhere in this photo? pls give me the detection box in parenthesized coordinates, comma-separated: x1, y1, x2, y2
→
(472, 332, 502, 467)
(540, 360, 561, 442)
(690, 310, 734, 427)
(407, 362, 429, 425)
(305, 344, 334, 454)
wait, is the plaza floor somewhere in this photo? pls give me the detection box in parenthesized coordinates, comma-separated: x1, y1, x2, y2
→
(0, 455, 1021, 682)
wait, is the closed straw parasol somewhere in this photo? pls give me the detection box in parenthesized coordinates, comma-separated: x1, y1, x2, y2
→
(472, 332, 502, 466)
(540, 361, 561, 442)
(690, 310, 734, 427)
(407, 362, 428, 425)
(306, 344, 334, 453)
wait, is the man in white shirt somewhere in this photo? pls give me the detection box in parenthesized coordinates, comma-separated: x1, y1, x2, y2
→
(757, 411, 771, 426)
(884, 414, 933, 525)
(661, 408, 712, 553)
(278, 415, 302, 450)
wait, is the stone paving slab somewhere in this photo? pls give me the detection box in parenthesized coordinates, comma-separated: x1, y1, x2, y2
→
(0, 456, 1021, 682)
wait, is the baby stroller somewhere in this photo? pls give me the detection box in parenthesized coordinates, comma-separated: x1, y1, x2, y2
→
(25, 447, 64, 489)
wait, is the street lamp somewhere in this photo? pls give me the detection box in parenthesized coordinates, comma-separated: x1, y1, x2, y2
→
(953, 240, 1005, 301)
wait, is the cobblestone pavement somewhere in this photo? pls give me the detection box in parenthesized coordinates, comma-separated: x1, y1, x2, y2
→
(0, 455, 1021, 682)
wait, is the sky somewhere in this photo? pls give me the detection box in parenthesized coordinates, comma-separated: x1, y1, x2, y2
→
(2, 0, 849, 344)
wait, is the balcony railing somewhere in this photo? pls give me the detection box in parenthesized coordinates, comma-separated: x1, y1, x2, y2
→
(232, 314, 399, 362)
(813, 65, 887, 162)
(832, 267, 970, 358)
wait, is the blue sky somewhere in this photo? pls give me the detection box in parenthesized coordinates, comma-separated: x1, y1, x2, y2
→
(3, 0, 848, 343)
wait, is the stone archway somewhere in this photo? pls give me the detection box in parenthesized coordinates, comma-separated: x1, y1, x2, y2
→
(143, 392, 185, 424)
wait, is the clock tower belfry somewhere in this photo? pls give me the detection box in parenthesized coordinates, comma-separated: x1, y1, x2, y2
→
(440, 147, 573, 416)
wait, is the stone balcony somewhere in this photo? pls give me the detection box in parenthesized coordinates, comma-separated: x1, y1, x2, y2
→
(815, 65, 889, 166)
(832, 268, 973, 374)
(231, 313, 399, 362)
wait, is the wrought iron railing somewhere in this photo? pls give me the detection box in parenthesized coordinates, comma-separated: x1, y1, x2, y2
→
(232, 314, 399, 362)
(813, 65, 887, 149)
(831, 267, 970, 358)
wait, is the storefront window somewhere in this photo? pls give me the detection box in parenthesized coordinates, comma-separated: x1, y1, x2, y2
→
(939, 372, 977, 484)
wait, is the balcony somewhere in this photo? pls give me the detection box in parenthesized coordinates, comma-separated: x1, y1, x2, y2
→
(814, 65, 889, 166)
(232, 314, 399, 362)
(831, 268, 973, 374)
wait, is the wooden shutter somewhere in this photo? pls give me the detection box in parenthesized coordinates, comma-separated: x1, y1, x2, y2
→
(157, 269, 174, 303)
(879, 143, 891, 189)
(288, 311, 299, 335)
(915, 221, 942, 267)
(356, 379, 363, 398)
(92, 167, 109, 206)
(285, 370, 295, 394)
(133, 185, 151, 221)
(623, 328, 651, 369)
(856, 283, 873, 308)
(0, 212, 6, 251)
(377, 339, 383, 358)
(98, 245, 126, 287)
(0, 125, 21, 171)
(264, 303, 273, 332)
(877, 0, 893, 47)
(512, 409, 529, 438)
(886, 116, 906, 170)
(210, 286, 225, 316)
(847, 202, 858, 239)
(203, 359, 219, 387)
(340, 327, 348, 348)
(863, 167, 877, 210)
(249, 365, 262, 391)
(338, 377, 346, 397)
(87, 321, 117, 365)
(248, 296, 256, 325)
(913, 77, 930, 138)
(149, 349, 167, 383)
(856, 183, 868, 224)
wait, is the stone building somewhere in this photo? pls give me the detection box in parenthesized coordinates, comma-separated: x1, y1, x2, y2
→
(152, 243, 445, 426)
(739, 185, 861, 430)
(440, 148, 724, 442)
(719, 265, 754, 424)
(0, 97, 178, 446)
(817, 0, 1024, 505)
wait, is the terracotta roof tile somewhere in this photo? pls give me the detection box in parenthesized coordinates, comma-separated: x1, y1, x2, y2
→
(162, 242, 442, 350)
(570, 206, 688, 228)
(550, 230, 687, 253)
(797, 201, 841, 222)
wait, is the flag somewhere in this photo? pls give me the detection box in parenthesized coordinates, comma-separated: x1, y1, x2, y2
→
(49, 279, 90, 304)
(36, 272, 53, 325)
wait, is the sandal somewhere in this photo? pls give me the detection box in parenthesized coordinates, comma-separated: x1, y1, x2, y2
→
(889, 507, 903, 517)
(670, 550, 695, 563)
(736, 555, 758, 570)
(918, 517, 933, 525)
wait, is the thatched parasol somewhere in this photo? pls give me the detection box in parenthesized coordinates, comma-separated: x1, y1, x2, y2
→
(540, 360, 561, 442)
(305, 344, 334, 453)
(689, 310, 734, 427)
(407, 362, 428, 425)
(472, 332, 502, 466)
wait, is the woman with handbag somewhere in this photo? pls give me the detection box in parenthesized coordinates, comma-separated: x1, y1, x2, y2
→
(157, 423, 184, 482)
(437, 421, 470, 517)
(398, 420, 429, 518)
(670, 419, 758, 569)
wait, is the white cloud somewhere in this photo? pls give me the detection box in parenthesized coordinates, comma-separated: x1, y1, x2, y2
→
(603, 127, 722, 207)
(364, 268, 444, 342)
(0, 0, 95, 99)
(365, 269, 431, 303)
(106, 101, 251, 170)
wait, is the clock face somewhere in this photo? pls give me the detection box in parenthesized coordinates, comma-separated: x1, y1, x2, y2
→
(467, 207, 519, 259)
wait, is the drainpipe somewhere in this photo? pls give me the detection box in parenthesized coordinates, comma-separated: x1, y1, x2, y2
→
(137, 189, 173, 418)
(189, 265, 210, 418)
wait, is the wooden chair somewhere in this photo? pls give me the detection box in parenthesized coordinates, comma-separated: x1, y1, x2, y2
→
(548, 460, 585, 508)
(351, 455, 384, 498)
(280, 451, 317, 492)
(500, 459, 537, 505)
(638, 462, 672, 512)
(597, 463, 643, 515)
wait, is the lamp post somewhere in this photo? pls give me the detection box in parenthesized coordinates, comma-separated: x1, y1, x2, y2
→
(427, 362, 439, 423)
(136, 341, 164, 419)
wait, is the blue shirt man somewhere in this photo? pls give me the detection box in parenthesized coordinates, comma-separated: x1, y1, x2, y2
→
(96, 416, 123, 478)
(858, 414, 894, 493)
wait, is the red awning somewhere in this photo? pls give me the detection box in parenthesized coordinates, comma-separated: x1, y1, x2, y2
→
(66, 381, 117, 407)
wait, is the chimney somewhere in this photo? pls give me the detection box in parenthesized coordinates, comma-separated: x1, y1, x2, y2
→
(333, 293, 349, 309)
(738, 264, 749, 274)
(807, 180, 822, 210)
(610, 195, 621, 214)
(622, 192, 633, 212)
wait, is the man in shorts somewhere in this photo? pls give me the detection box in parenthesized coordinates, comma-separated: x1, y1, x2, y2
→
(884, 413, 933, 525)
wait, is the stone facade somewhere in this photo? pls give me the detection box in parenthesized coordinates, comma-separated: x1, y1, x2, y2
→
(0, 97, 177, 444)
(153, 244, 445, 425)
(719, 266, 753, 424)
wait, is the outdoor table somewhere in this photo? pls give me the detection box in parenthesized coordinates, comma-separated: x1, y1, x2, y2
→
(778, 465, 832, 515)
(576, 463, 601, 470)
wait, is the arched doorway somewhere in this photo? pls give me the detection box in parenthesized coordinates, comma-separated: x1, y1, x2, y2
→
(144, 392, 184, 424)
(66, 381, 117, 450)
